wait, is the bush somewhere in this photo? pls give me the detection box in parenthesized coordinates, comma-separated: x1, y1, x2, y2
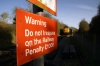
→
(0, 21, 15, 49)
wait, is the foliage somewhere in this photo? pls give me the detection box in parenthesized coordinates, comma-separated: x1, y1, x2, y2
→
(12, 6, 30, 24)
(0, 12, 9, 22)
(0, 21, 15, 49)
(97, 3, 100, 15)
(70, 27, 78, 35)
(89, 15, 100, 34)
(88, 3, 100, 36)
(78, 19, 89, 33)
(26, 2, 32, 13)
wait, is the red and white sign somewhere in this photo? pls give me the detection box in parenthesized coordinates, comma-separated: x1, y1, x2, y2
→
(16, 8, 57, 66)
(27, 0, 57, 16)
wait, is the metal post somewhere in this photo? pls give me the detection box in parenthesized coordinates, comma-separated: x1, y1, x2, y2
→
(32, 4, 44, 66)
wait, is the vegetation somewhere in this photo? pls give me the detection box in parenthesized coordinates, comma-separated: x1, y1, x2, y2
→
(88, 3, 100, 35)
(0, 12, 9, 22)
(0, 21, 15, 49)
(97, 3, 100, 15)
(89, 15, 100, 35)
(77, 3, 100, 37)
(78, 19, 89, 34)
(70, 27, 78, 35)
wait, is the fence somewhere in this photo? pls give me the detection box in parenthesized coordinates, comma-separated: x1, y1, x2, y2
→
(75, 34, 100, 63)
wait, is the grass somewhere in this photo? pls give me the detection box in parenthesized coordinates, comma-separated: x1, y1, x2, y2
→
(72, 36, 100, 66)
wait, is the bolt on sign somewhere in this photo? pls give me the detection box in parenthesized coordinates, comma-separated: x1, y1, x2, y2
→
(27, 0, 57, 16)
(16, 8, 57, 66)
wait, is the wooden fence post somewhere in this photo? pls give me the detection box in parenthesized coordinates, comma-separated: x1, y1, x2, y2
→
(93, 34, 96, 59)
(82, 33, 83, 46)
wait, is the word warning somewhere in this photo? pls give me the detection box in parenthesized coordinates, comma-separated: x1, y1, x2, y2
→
(16, 8, 57, 66)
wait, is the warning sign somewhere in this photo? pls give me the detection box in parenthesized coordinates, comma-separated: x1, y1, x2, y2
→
(16, 8, 57, 66)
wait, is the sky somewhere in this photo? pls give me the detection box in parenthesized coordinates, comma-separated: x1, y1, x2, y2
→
(0, 0, 100, 28)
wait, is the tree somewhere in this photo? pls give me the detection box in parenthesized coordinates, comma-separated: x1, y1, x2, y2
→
(89, 3, 100, 34)
(97, 2, 100, 15)
(26, 2, 32, 13)
(12, 6, 31, 24)
(89, 15, 100, 34)
(78, 19, 89, 33)
(0, 12, 9, 22)
(70, 27, 78, 35)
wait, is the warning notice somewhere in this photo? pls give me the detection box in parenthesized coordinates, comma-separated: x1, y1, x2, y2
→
(16, 8, 57, 66)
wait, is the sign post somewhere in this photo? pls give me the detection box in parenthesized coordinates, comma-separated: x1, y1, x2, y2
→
(32, 4, 44, 66)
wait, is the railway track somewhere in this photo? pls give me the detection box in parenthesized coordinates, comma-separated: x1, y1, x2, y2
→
(70, 36, 87, 66)
(61, 44, 86, 66)
(75, 46, 86, 66)
(61, 36, 87, 66)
